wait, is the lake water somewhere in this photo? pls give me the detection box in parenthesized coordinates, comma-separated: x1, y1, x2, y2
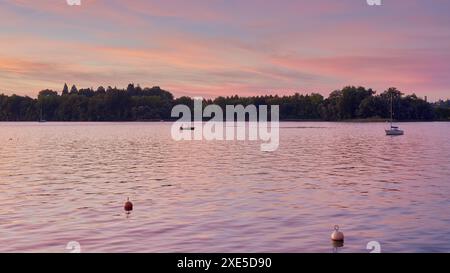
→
(0, 122, 449, 253)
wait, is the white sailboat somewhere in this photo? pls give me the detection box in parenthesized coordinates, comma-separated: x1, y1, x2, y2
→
(385, 93, 404, 136)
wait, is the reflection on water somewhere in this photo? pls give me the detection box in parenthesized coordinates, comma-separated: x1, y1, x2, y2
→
(0, 122, 449, 253)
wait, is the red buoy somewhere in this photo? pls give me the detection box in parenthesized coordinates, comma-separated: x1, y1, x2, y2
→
(124, 198, 133, 212)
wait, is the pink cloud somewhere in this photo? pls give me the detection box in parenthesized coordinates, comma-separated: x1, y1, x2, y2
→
(1, 0, 449, 100)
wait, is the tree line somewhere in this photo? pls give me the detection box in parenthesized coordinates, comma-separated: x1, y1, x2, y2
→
(0, 84, 449, 121)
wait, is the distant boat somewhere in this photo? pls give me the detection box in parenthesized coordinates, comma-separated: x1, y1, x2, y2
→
(386, 125, 404, 136)
(385, 93, 404, 136)
(180, 126, 195, 131)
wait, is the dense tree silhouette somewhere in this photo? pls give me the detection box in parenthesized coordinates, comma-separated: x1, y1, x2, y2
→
(70, 85, 78, 95)
(62, 83, 69, 95)
(0, 84, 448, 121)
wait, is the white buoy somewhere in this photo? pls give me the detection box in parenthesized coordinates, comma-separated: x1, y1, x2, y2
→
(331, 225, 344, 242)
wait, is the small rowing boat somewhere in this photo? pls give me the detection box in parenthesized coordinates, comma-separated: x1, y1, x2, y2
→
(180, 126, 195, 131)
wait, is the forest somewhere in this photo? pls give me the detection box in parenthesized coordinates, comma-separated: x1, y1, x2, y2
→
(0, 84, 449, 121)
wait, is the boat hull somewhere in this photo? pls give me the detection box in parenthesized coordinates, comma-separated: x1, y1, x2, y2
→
(385, 129, 404, 136)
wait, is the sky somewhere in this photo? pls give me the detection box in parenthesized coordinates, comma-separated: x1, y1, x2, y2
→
(0, 0, 450, 100)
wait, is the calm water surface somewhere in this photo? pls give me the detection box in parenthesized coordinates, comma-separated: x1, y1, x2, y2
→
(0, 122, 449, 253)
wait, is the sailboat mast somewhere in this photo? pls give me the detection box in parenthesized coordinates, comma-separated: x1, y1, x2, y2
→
(390, 93, 393, 127)
(39, 102, 44, 122)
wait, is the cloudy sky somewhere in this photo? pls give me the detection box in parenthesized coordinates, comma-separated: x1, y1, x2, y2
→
(1, 0, 449, 100)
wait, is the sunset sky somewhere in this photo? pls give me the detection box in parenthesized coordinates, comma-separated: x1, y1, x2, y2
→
(1, 0, 449, 100)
